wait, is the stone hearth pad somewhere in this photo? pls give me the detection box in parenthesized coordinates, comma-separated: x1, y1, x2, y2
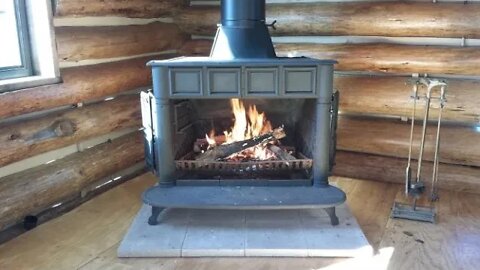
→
(118, 204, 372, 258)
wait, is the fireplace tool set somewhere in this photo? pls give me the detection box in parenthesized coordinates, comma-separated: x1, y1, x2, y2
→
(391, 78, 448, 223)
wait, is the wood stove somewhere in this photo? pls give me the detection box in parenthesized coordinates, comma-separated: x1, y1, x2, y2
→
(140, 0, 346, 226)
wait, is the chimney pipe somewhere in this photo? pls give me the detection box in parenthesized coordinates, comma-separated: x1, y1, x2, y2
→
(221, 0, 265, 26)
(210, 0, 276, 59)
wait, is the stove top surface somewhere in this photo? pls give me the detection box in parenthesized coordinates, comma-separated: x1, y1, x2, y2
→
(148, 56, 337, 67)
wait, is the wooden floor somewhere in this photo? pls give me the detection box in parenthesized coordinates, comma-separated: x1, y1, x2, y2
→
(1, 173, 479, 270)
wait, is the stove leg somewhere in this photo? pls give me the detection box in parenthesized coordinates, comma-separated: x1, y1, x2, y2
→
(148, 206, 164, 225)
(324, 207, 339, 226)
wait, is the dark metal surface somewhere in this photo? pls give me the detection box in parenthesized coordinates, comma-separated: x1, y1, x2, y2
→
(176, 154, 312, 172)
(329, 91, 340, 174)
(148, 207, 164, 226)
(176, 179, 312, 187)
(143, 185, 346, 210)
(313, 65, 335, 187)
(221, 0, 265, 24)
(211, 0, 276, 59)
(149, 63, 336, 99)
(148, 57, 336, 67)
(151, 67, 175, 187)
(140, 0, 344, 214)
(147, 204, 341, 226)
(324, 207, 340, 226)
(391, 202, 436, 223)
(143, 63, 337, 186)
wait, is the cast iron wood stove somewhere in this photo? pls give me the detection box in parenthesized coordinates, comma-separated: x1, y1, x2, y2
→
(140, 0, 346, 226)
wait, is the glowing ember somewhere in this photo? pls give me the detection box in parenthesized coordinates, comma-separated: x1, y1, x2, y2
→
(206, 99, 276, 161)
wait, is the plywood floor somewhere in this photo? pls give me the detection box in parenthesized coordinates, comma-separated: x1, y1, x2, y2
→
(0, 173, 479, 270)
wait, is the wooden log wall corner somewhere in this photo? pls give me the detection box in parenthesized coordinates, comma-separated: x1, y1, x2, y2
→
(55, 0, 189, 18)
(1, 0, 479, 232)
(0, 95, 141, 167)
(0, 0, 192, 233)
(0, 132, 144, 230)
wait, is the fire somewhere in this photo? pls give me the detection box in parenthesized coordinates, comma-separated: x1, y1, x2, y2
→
(205, 129, 216, 148)
(206, 99, 275, 161)
(223, 99, 272, 143)
(226, 98, 249, 143)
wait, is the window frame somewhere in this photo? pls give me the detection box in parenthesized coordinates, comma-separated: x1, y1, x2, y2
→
(0, 0, 60, 93)
(0, 0, 33, 80)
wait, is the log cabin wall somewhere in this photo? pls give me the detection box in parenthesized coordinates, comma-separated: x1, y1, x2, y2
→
(2, 0, 479, 237)
(179, 0, 480, 194)
(0, 0, 189, 234)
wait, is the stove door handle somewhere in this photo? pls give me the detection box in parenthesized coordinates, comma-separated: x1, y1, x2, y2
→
(329, 90, 340, 175)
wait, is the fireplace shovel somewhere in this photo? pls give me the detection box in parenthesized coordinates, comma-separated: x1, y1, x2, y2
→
(391, 78, 447, 223)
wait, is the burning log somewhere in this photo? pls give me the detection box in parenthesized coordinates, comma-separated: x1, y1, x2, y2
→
(195, 127, 286, 161)
(193, 135, 226, 153)
(268, 145, 296, 161)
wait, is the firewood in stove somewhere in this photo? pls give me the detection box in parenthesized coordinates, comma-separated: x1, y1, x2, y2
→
(193, 143, 202, 153)
(195, 127, 286, 161)
(268, 145, 296, 161)
(193, 135, 226, 152)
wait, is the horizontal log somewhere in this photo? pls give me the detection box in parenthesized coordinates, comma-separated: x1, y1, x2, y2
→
(275, 43, 480, 76)
(0, 95, 141, 167)
(56, 23, 188, 62)
(0, 54, 172, 120)
(335, 75, 480, 124)
(176, 3, 480, 38)
(179, 39, 212, 56)
(337, 116, 480, 168)
(334, 151, 480, 195)
(180, 40, 480, 76)
(268, 145, 296, 161)
(55, 0, 189, 18)
(0, 132, 144, 230)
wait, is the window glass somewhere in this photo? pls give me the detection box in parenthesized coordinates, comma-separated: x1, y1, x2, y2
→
(0, 0, 23, 68)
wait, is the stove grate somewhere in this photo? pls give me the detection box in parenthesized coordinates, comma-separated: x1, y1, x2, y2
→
(176, 151, 312, 172)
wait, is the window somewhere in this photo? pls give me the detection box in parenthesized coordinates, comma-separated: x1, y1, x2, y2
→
(0, 0, 32, 80)
(0, 0, 59, 92)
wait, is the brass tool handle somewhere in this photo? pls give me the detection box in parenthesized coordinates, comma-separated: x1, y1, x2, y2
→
(405, 83, 418, 195)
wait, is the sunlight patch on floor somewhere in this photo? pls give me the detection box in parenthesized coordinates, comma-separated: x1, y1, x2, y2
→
(314, 247, 394, 270)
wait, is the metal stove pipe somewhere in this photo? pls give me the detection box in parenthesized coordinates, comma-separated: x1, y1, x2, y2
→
(221, 0, 265, 25)
(210, 0, 276, 59)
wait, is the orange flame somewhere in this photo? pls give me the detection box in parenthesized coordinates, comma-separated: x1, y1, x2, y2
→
(205, 129, 216, 148)
(206, 99, 274, 160)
